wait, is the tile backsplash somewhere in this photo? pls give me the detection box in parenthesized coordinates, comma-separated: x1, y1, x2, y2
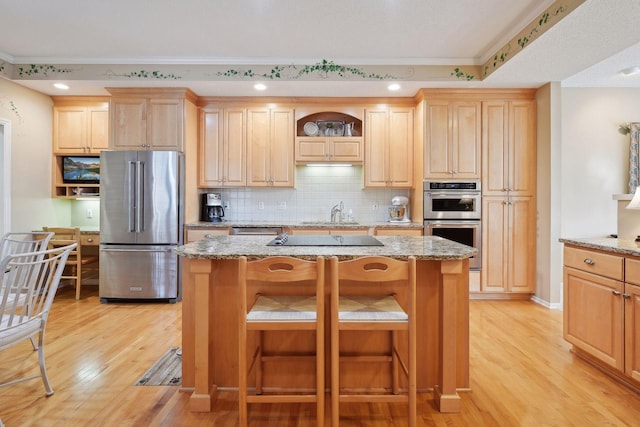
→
(206, 166, 410, 223)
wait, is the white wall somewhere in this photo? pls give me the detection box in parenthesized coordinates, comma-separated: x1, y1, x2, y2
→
(560, 88, 639, 239)
(0, 79, 69, 232)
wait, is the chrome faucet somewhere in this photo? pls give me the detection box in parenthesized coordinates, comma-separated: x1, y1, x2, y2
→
(331, 201, 344, 223)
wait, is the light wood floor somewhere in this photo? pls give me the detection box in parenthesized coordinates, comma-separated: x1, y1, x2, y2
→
(1, 285, 639, 426)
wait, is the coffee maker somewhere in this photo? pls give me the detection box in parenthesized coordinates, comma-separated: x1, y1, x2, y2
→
(389, 196, 410, 223)
(201, 193, 225, 222)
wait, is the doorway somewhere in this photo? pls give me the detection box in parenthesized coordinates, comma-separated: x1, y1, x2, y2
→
(0, 118, 11, 236)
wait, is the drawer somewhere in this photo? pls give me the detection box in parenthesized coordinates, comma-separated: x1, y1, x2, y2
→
(563, 246, 623, 281)
(375, 228, 423, 236)
(186, 228, 229, 242)
(81, 234, 100, 246)
(625, 258, 640, 285)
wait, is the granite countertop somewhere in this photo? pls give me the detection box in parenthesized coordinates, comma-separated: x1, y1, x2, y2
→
(560, 236, 640, 257)
(79, 227, 100, 234)
(175, 235, 476, 261)
(186, 221, 423, 229)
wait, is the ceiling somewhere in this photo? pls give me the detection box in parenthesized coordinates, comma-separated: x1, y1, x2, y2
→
(1, 0, 640, 97)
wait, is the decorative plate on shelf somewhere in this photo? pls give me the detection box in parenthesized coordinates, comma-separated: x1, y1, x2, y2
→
(303, 121, 319, 136)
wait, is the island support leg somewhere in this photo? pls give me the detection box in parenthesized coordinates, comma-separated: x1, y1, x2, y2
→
(434, 260, 462, 413)
(189, 259, 217, 412)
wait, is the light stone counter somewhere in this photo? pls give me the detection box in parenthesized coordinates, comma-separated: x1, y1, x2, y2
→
(185, 220, 424, 230)
(175, 235, 476, 261)
(560, 236, 640, 257)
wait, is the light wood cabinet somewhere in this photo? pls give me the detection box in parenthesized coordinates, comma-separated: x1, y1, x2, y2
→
(53, 98, 109, 154)
(624, 281, 640, 381)
(199, 107, 246, 187)
(481, 195, 535, 293)
(364, 107, 414, 188)
(107, 88, 197, 151)
(563, 246, 626, 372)
(247, 108, 294, 187)
(424, 100, 481, 179)
(295, 137, 363, 163)
(374, 228, 423, 236)
(288, 228, 370, 236)
(562, 245, 640, 387)
(482, 100, 536, 197)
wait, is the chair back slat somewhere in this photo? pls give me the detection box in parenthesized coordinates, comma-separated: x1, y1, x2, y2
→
(0, 244, 76, 338)
(0, 232, 54, 261)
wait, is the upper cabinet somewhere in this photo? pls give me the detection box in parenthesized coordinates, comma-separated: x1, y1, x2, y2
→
(295, 110, 364, 164)
(482, 100, 536, 196)
(52, 97, 109, 154)
(424, 99, 481, 179)
(247, 107, 294, 187)
(364, 107, 414, 188)
(199, 106, 246, 187)
(107, 88, 197, 151)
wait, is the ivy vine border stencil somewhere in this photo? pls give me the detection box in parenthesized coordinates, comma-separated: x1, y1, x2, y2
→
(17, 64, 74, 77)
(216, 60, 402, 81)
(482, 1, 582, 77)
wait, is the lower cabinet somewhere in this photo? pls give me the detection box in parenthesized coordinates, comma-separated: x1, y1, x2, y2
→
(374, 228, 422, 236)
(481, 195, 535, 293)
(563, 245, 640, 387)
(287, 228, 371, 236)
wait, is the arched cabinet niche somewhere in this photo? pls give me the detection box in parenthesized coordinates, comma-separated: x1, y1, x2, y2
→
(295, 110, 364, 164)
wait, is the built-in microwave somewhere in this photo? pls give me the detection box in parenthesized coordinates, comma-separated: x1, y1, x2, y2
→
(423, 180, 481, 220)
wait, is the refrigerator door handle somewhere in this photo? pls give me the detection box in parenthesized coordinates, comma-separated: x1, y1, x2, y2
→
(101, 247, 175, 253)
(127, 161, 136, 232)
(135, 161, 145, 233)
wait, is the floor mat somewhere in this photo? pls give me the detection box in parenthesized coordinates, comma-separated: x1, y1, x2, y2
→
(134, 347, 182, 386)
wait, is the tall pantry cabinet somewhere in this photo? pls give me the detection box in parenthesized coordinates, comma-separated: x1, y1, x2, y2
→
(481, 98, 536, 294)
(419, 89, 537, 296)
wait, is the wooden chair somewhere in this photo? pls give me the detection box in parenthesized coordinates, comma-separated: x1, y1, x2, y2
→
(238, 256, 325, 427)
(42, 227, 98, 299)
(329, 255, 417, 427)
(0, 243, 76, 395)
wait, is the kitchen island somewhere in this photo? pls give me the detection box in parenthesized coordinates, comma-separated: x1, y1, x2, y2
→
(175, 235, 476, 414)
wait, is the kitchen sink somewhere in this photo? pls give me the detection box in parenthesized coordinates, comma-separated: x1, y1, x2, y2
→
(299, 221, 359, 225)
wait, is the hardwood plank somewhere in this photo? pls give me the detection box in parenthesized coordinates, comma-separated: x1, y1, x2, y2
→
(1, 289, 639, 426)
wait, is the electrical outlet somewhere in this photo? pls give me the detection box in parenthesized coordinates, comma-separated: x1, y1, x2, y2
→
(278, 201, 287, 210)
(223, 201, 229, 209)
(86, 208, 93, 218)
(258, 201, 265, 210)
(371, 203, 378, 210)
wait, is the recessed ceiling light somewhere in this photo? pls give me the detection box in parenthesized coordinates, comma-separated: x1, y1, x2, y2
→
(53, 83, 69, 90)
(620, 66, 640, 76)
(254, 83, 267, 91)
(387, 83, 401, 91)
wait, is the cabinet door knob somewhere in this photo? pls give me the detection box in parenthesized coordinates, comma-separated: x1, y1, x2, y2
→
(87, 238, 94, 243)
(583, 258, 595, 265)
(623, 293, 631, 299)
(612, 290, 621, 296)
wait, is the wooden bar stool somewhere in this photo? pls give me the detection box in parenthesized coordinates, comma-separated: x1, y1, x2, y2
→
(329, 255, 417, 427)
(238, 256, 325, 427)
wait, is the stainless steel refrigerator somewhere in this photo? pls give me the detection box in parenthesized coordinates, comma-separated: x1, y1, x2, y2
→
(99, 150, 184, 303)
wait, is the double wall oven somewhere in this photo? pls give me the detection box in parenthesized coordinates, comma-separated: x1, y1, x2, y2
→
(424, 180, 481, 270)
